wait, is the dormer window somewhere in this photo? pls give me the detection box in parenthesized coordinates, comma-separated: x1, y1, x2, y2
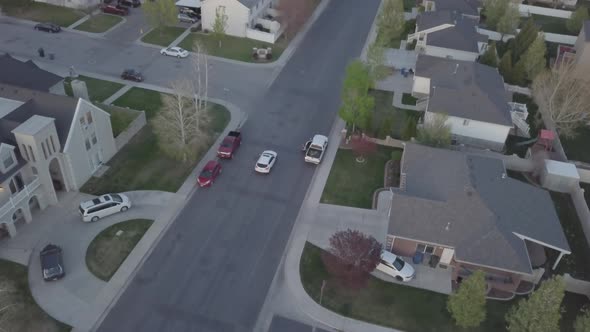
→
(2, 152, 14, 169)
(0, 145, 17, 173)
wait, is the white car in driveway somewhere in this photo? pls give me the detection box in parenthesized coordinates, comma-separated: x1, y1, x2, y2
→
(376, 250, 415, 282)
(160, 46, 189, 58)
(255, 150, 277, 174)
(79, 193, 132, 222)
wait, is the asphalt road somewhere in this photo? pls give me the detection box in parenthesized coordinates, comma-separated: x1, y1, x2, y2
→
(94, 0, 380, 330)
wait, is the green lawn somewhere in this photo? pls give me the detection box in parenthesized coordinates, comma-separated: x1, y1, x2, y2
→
(0, 260, 71, 332)
(179, 32, 287, 63)
(376, 20, 416, 49)
(402, 93, 417, 106)
(97, 104, 140, 137)
(86, 219, 153, 281)
(321, 147, 398, 209)
(522, 15, 574, 35)
(369, 90, 421, 139)
(64, 76, 124, 103)
(561, 125, 590, 163)
(549, 191, 590, 281)
(81, 88, 230, 194)
(0, 0, 83, 26)
(74, 14, 122, 33)
(300, 242, 589, 332)
(141, 26, 186, 46)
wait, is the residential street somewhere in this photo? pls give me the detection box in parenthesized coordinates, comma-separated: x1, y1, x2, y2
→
(91, 0, 381, 331)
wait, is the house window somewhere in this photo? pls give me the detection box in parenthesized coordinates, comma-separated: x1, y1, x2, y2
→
(42, 142, 48, 159)
(91, 132, 97, 145)
(50, 136, 57, 153)
(2, 151, 14, 169)
(86, 112, 93, 124)
(28, 146, 36, 162)
(21, 144, 29, 161)
(416, 243, 435, 254)
(85, 138, 91, 151)
(463, 119, 470, 126)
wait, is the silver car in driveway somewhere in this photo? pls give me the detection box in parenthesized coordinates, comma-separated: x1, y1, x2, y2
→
(376, 250, 416, 281)
(79, 193, 132, 222)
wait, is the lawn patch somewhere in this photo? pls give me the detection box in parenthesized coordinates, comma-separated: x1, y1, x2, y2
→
(179, 32, 287, 63)
(0, 260, 71, 332)
(64, 76, 124, 103)
(300, 242, 589, 332)
(97, 104, 140, 137)
(321, 146, 399, 209)
(369, 90, 421, 139)
(74, 14, 122, 33)
(549, 191, 590, 281)
(81, 88, 230, 194)
(0, 0, 83, 26)
(86, 219, 153, 281)
(141, 26, 186, 46)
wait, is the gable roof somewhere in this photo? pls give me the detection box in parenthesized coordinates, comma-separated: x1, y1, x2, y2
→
(418, 12, 487, 53)
(388, 144, 570, 274)
(0, 54, 63, 92)
(415, 55, 512, 126)
(0, 84, 77, 149)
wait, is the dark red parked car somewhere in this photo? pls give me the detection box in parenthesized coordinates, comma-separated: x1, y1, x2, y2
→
(217, 131, 241, 159)
(101, 4, 129, 16)
(197, 160, 222, 187)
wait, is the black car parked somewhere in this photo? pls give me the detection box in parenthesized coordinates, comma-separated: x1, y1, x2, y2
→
(34, 23, 61, 33)
(118, 0, 141, 7)
(121, 69, 144, 82)
(40, 244, 65, 281)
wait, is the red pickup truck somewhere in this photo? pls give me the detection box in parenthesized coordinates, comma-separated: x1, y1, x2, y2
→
(217, 131, 241, 159)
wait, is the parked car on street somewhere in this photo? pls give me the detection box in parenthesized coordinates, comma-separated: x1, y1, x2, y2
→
(304, 134, 328, 164)
(376, 250, 415, 282)
(79, 193, 132, 222)
(197, 160, 222, 187)
(255, 151, 277, 174)
(40, 244, 65, 281)
(160, 46, 189, 58)
(101, 4, 129, 15)
(217, 131, 241, 159)
(178, 13, 198, 23)
(34, 23, 61, 33)
(118, 0, 141, 7)
(121, 69, 143, 82)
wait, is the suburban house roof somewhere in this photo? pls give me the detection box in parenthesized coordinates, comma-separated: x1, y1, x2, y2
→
(237, 0, 258, 9)
(430, 0, 480, 16)
(417, 12, 487, 53)
(415, 55, 512, 126)
(0, 84, 77, 150)
(0, 54, 63, 92)
(388, 144, 570, 274)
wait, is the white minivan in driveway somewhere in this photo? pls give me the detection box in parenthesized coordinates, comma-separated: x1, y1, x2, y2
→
(79, 193, 131, 222)
(376, 250, 416, 282)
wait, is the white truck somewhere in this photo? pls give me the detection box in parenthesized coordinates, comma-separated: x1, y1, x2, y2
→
(304, 135, 328, 164)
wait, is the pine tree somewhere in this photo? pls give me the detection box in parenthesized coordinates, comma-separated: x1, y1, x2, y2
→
(499, 50, 513, 82)
(479, 42, 498, 67)
(519, 34, 547, 81)
(512, 18, 539, 62)
(511, 59, 526, 86)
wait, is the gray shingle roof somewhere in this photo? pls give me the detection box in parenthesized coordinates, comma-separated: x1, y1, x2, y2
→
(432, 0, 480, 16)
(388, 144, 570, 274)
(237, 0, 258, 9)
(0, 84, 77, 150)
(418, 13, 487, 53)
(417, 10, 454, 30)
(0, 54, 63, 92)
(415, 55, 512, 126)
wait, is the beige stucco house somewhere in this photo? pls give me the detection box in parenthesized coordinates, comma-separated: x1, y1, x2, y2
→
(0, 56, 116, 238)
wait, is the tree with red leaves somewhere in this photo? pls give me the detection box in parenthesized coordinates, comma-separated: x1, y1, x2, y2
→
(351, 135, 377, 163)
(321, 229, 383, 289)
(276, 0, 314, 40)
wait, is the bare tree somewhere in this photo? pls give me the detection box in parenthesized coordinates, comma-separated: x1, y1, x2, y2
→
(321, 229, 382, 290)
(276, 0, 314, 40)
(153, 80, 208, 162)
(532, 61, 590, 138)
(189, 41, 210, 139)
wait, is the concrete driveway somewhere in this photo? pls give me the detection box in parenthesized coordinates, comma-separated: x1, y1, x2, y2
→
(0, 190, 180, 329)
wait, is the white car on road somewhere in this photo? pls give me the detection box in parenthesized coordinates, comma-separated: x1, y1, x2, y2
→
(255, 151, 277, 174)
(160, 46, 189, 58)
(376, 250, 416, 282)
(79, 193, 132, 222)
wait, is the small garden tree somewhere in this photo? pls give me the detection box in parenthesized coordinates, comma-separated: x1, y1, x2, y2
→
(339, 60, 374, 133)
(506, 276, 565, 332)
(518, 34, 547, 81)
(142, 0, 177, 33)
(499, 50, 514, 82)
(574, 307, 590, 332)
(496, 4, 520, 38)
(212, 6, 228, 48)
(351, 135, 377, 163)
(512, 18, 539, 62)
(447, 270, 487, 328)
(567, 6, 589, 34)
(376, 0, 405, 46)
(483, 0, 509, 29)
(321, 229, 382, 289)
(366, 42, 389, 81)
(479, 42, 498, 67)
(417, 113, 451, 147)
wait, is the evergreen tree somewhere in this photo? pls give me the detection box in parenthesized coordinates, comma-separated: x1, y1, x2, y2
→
(519, 34, 547, 81)
(497, 4, 520, 38)
(511, 59, 526, 86)
(479, 42, 498, 67)
(499, 50, 513, 82)
(512, 18, 539, 62)
(483, 0, 509, 29)
(567, 6, 589, 34)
